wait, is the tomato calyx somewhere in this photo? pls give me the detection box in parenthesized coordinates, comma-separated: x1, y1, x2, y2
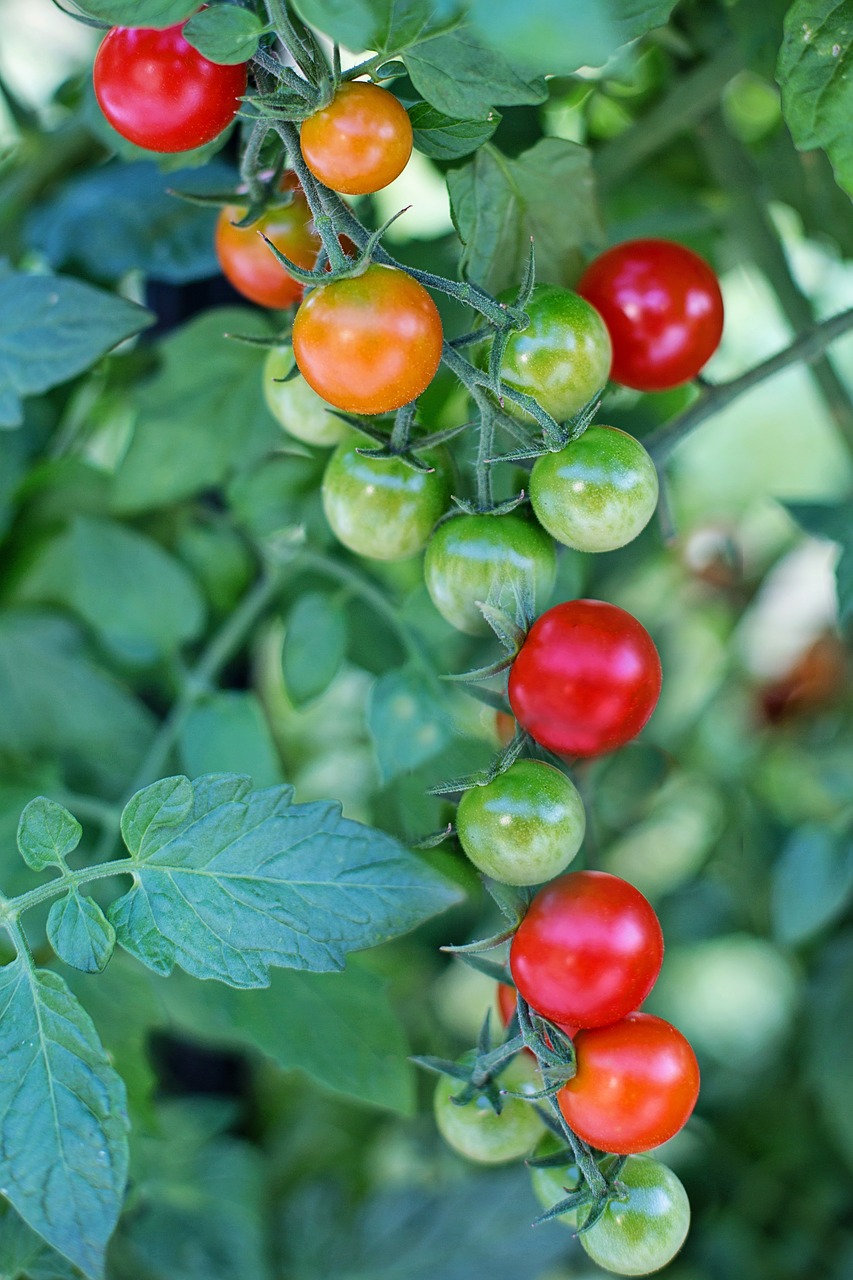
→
(260, 201, 408, 289)
(330, 406, 469, 473)
(488, 391, 604, 464)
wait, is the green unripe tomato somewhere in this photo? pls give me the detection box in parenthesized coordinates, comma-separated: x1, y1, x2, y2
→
(499, 285, 612, 423)
(424, 514, 556, 635)
(434, 1054, 545, 1164)
(456, 760, 585, 886)
(578, 1157, 690, 1276)
(322, 436, 451, 561)
(263, 346, 347, 447)
(529, 1133, 580, 1228)
(530, 425, 659, 553)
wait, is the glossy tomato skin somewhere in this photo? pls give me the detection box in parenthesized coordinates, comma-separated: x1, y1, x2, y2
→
(94, 24, 247, 153)
(216, 179, 319, 310)
(300, 82, 413, 195)
(263, 347, 347, 447)
(434, 1055, 545, 1164)
(322, 436, 450, 560)
(424, 514, 556, 636)
(499, 285, 612, 423)
(578, 239, 724, 392)
(509, 871, 663, 1029)
(508, 599, 662, 758)
(579, 1156, 690, 1275)
(292, 264, 443, 415)
(457, 760, 585, 886)
(530, 426, 659, 553)
(559, 1013, 700, 1155)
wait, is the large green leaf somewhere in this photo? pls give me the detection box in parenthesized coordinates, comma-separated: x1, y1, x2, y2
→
(18, 515, 206, 663)
(0, 612, 155, 797)
(778, 0, 853, 196)
(772, 826, 853, 947)
(156, 963, 415, 1113)
(404, 28, 546, 118)
(785, 500, 853, 622)
(179, 692, 283, 788)
(448, 138, 604, 292)
(466, 0, 675, 72)
(108, 774, 462, 985)
(183, 6, 264, 63)
(0, 274, 154, 429)
(0, 960, 128, 1279)
(292, 0, 457, 56)
(111, 309, 280, 514)
(28, 162, 234, 284)
(409, 102, 501, 160)
(75, 0, 197, 24)
(0, 1204, 79, 1280)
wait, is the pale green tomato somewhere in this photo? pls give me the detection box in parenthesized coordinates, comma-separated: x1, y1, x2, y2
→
(578, 1157, 690, 1276)
(530, 425, 659, 553)
(434, 1055, 545, 1164)
(456, 760, 585, 886)
(263, 346, 347, 447)
(529, 1133, 581, 1228)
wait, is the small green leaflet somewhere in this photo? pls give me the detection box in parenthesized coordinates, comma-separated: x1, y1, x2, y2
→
(777, 0, 853, 197)
(183, 7, 265, 64)
(367, 667, 451, 783)
(74, 0, 197, 25)
(448, 138, 604, 293)
(408, 102, 501, 160)
(108, 773, 462, 985)
(17, 796, 81, 871)
(48, 892, 117, 974)
(0, 960, 129, 1279)
(785, 499, 853, 622)
(0, 274, 154, 429)
(282, 591, 347, 706)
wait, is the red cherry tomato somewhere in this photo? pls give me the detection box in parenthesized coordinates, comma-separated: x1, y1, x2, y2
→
(300, 81, 413, 195)
(215, 176, 319, 310)
(497, 983, 578, 1041)
(558, 1013, 700, 1154)
(93, 23, 247, 154)
(292, 264, 443, 415)
(578, 239, 724, 391)
(509, 871, 663, 1030)
(508, 600, 662, 758)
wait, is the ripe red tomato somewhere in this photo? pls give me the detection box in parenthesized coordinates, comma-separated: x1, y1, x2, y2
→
(558, 1013, 700, 1154)
(497, 983, 578, 1041)
(578, 239, 724, 391)
(509, 871, 663, 1030)
(300, 82, 413, 195)
(508, 600, 662, 758)
(93, 23, 247, 154)
(216, 176, 319, 310)
(292, 264, 443, 414)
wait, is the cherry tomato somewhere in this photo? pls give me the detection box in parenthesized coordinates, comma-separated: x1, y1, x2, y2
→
(424, 514, 556, 636)
(263, 347, 347, 447)
(300, 81, 413, 196)
(498, 285, 611, 424)
(559, 1013, 700, 1155)
(510, 871, 663, 1029)
(457, 760, 585, 886)
(529, 1133, 580, 1228)
(292, 264, 443, 415)
(578, 239, 724, 392)
(216, 177, 319, 310)
(322, 435, 450, 560)
(530, 426, 659, 553)
(579, 1157, 690, 1275)
(433, 1055, 544, 1164)
(508, 600, 662, 758)
(93, 23, 247, 154)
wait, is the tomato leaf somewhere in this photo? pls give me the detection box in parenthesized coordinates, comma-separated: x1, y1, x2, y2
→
(0, 273, 154, 429)
(408, 102, 501, 160)
(179, 692, 284, 787)
(448, 138, 604, 293)
(183, 6, 264, 64)
(0, 1203, 79, 1280)
(47, 892, 117, 974)
(777, 0, 853, 197)
(108, 773, 462, 985)
(403, 28, 547, 118)
(73, 0, 197, 25)
(18, 515, 207, 663)
(808, 931, 853, 1166)
(771, 826, 853, 947)
(367, 667, 452, 783)
(17, 797, 81, 872)
(154, 962, 416, 1113)
(784, 499, 853, 622)
(282, 591, 347, 707)
(0, 959, 129, 1279)
(292, 0, 458, 57)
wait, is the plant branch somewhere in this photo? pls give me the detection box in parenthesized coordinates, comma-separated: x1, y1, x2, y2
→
(3, 860, 136, 923)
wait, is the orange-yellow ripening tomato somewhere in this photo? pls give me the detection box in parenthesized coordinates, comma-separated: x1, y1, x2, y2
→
(300, 81, 413, 195)
(215, 175, 320, 310)
(292, 264, 443, 414)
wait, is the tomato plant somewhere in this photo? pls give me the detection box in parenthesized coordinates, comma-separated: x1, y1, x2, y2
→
(559, 1013, 701, 1154)
(578, 239, 725, 391)
(93, 23, 247, 153)
(579, 1157, 691, 1275)
(300, 82, 413, 195)
(215, 179, 320, 309)
(508, 600, 663, 757)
